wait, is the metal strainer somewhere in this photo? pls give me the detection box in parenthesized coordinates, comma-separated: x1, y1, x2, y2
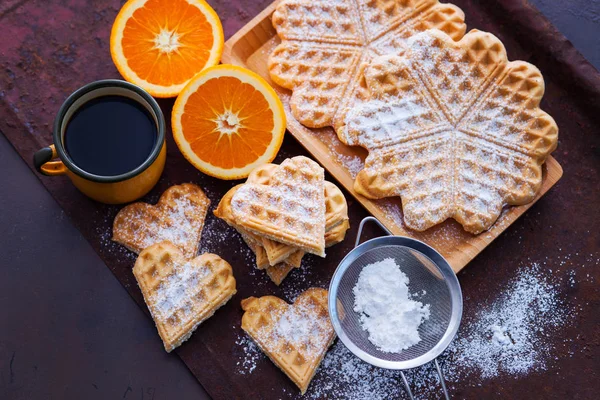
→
(328, 217, 463, 399)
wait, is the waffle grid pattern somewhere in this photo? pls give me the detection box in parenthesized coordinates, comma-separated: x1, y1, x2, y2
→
(231, 157, 326, 256)
(342, 30, 558, 233)
(112, 183, 210, 258)
(268, 0, 466, 130)
(133, 242, 236, 352)
(215, 160, 349, 285)
(241, 288, 335, 394)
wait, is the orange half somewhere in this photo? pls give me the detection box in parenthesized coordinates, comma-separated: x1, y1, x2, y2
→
(172, 65, 286, 180)
(110, 0, 224, 98)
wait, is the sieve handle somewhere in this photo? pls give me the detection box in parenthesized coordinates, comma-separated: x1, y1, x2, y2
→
(400, 371, 415, 400)
(355, 216, 393, 248)
(400, 359, 450, 400)
(435, 358, 450, 400)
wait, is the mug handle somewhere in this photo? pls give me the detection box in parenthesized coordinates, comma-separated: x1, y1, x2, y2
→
(33, 144, 67, 176)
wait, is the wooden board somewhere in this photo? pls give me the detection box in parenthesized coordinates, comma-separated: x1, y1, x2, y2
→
(221, 0, 564, 273)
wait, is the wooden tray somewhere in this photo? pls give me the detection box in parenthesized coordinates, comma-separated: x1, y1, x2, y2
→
(221, 0, 563, 273)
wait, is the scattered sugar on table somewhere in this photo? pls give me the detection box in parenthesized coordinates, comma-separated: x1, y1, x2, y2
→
(235, 258, 584, 399)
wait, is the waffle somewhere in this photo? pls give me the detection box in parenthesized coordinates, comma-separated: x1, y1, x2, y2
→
(113, 183, 210, 258)
(324, 181, 349, 229)
(241, 288, 335, 394)
(216, 159, 349, 284)
(246, 164, 348, 264)
(268, 0, 466, 132)
(262, 236, 299, 266)
(133, 242, 236, 352)
(340, 30, 559, 234)
(325, 219, 350, 247)
(214, 184, 273, 270)
(231, 156, 326, 257)
(265, 262, 295, 286)
(247, 162, 279, 184)
(263, 180, 350, 267)
(215, 184, 303, 279)
(248, 163, 298, 264)
(240, 232, 271, 270)
(285, 250, 304, 269)
(213, 184, 243, 227)
(262, 219, 349, 285)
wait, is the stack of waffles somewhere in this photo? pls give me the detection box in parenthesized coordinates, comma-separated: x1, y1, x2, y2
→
(215, 156, 349, 285)
(112, 184, 236, 352)
(268, 0, 559, 234)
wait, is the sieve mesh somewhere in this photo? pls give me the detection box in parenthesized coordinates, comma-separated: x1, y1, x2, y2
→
(335, 245, 452, 362)
(328, 217, 463, 372)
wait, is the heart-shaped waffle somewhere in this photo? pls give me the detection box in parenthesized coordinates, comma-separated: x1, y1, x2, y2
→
(268, 0, 466, 131)
(215, 161, 349, 284)
(213, 184, 272, 270)
(340, 30, 559, 234)
(241, 288, 335, 393)
(248, 164, 304, 265)
(113, 183, 210, 258)
(133, 242, 236, 352)
(260, 179, 349, 264)
(231, 156, 326, 256)
(264, 262, 295, 286)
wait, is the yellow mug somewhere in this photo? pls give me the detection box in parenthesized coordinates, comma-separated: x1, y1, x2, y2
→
(33, 80, 166, 204)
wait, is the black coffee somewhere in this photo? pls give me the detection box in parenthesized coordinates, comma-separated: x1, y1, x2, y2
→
(64, 95, 157, 176)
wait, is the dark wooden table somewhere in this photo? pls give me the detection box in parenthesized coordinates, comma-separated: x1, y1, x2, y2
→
(1, 1, 599, 399)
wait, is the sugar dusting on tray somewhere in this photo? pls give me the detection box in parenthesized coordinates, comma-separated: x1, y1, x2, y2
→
(353, 258, 431, 353)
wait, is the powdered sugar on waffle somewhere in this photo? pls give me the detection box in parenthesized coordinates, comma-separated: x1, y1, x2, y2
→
(138, 196, 204, 251)
(231, 157, 326, 253)
(269, 0, 466, 129)
(112, 184, 209, 258)
(151, 261, 210, 320)
(256, 299, 332, 363)
(341, 30, 558, 234)
(275, 304, 327, 348)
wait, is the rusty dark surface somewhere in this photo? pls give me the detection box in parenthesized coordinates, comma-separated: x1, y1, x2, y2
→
(0, 0, 599, 399)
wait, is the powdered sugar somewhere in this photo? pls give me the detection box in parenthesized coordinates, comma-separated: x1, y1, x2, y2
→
(199, 212, 242, 255)
(235, 260, 581, 398)
(333, 153, 364, 179)
(490, 324, 513, 347)
(235, 333, 263, 375)
(245, 289, 335, 373)
(112, 183, 210, 258)
(341, 30, 556, 234)
(273, 303, 328, 350)
(152, 261, 210, 320)
(270, 0, 465, 130)
(308, 341, 402, 399)
(141, 198, 197, 248)
(279, 254, 327, 301)
(230, 157, 326, 252)
(353, 258, 430, 352)
(448, 263, 570, 379)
